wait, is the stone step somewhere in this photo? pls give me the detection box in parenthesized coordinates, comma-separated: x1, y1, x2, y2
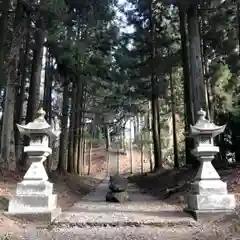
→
(53, 201, 197, 228)
(17, 226, 198, 240)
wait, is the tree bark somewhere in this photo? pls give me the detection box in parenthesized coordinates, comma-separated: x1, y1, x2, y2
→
(57, 79, 69, 173)
(150, 0, 162, 171)
(67, 81, 77, 173)
(25, 17, 44, 123)
(187, 5, 207, 119)
(0, 0, 11, 77)
(179, 7, 195, 166)
(14, 22, 30, 163)
(1, 0, 25, 170)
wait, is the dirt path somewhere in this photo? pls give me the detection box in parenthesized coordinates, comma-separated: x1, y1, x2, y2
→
(53, 178, 195, 227)
(36, 152, 199, 239)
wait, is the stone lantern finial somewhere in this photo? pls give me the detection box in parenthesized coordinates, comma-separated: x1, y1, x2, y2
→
(35, 108, 46, 120)
(197, 108, 206, 120)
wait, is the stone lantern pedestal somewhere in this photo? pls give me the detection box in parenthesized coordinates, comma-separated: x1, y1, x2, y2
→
(185, 109, 235, 220)
(7, 109, 61, 223)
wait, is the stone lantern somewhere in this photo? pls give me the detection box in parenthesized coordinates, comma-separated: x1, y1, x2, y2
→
(185, 109, 235, 219)
(7, 108, 61, 222)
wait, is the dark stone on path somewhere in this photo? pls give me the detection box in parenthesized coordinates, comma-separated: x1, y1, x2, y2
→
(108, 175, 128, 192)
(119, 151, 127, 155)
(105, 191, 130, 203)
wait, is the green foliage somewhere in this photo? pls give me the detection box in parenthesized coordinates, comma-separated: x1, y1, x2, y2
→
(210, 62, 234, 113)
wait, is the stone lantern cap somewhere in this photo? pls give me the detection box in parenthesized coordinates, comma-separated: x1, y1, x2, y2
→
(16, 108, 58, 139)
(190, 109, 226, 138)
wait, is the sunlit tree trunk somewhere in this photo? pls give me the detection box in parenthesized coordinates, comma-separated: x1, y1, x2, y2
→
(169, 67, 179, 168)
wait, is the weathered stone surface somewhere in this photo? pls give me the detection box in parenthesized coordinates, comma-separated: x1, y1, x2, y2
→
(5, 207, 61, 223)
(108, 175, 128, 192)
(106, 191, 129, 203)
(190, 179, 228, 195)
(186, 194, 236, 210)
(8, 194, 58, 212)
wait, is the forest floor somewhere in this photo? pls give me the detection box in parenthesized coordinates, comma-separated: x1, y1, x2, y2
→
(1, 148, 240, 239)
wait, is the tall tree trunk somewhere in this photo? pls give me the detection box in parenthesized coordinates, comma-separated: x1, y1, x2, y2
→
(234, 3, 240, 163)
(43, 51, 53, 122)
(14, 22, 30, 163)
(129, 117, 133, 173)
(179, 7, 195, 166)
(187, 5, 207, 169)
(150, 0, 162, 171)
(73, 79, 82, 174)
(140, 132, 144, 174)
(1, 0, 24, 170)
(187, 5, 207, 119)
(67, 81, 77, 173)
(75, 81, 84, 175)
(0, 0, 11, 75)
(133, 117, 137, 141)
(148, 101, 154, 171)
(151, 97, 162, 170)
(26, 13, 45, 123)
(88, 121, 94, 175)
(43, 52, 53, 173)
(22, 13, 45, 168)
(57, 79, 69, 173)
(1, 68, 17, 170)
(105, 124, 111, 151)
(200, 11, 211, 120)
(169, 68, 179, 168)
(78, 123, 85, 176)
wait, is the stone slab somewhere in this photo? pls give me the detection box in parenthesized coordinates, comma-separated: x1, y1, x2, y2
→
(184, 208, 235, 221)
(16, 180, 53, 195)
(54, 206, 197, 227)
(190, 179, 228, 195)
(8, 194, 58, 212)
(5, 207, 61, 224)
(186, 194, 236, 210)
(11, 226, 198, 240)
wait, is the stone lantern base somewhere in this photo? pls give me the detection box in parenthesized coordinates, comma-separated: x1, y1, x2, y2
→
(6, 155, 61, 223)
(6, 179, 61, 223)
(185, 178, 236, 220)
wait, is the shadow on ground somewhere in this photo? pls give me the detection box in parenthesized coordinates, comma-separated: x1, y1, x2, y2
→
(128, 166, 240, 207)
(49, 173, 105, 210)
(128, 165, 240, 239)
